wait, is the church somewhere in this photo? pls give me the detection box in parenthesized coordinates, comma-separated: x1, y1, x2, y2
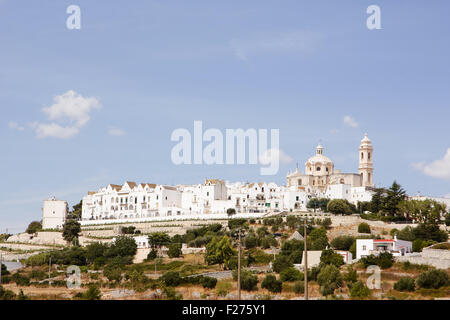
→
(286, 134, 374, 193)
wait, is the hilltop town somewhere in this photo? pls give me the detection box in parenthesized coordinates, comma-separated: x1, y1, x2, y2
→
(1, 135, 449, 301)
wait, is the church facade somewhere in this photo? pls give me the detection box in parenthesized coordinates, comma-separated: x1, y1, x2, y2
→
(287, 134, 374, 193)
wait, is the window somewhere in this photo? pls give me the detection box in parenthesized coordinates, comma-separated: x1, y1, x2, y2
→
(368, 152, 371, 160)
(298, 179, 302, 185)
(207, 192, 209, 196)
(296, 196, 299, 201)
(363, 245, 367, 250)
(316, 167, 321, 171)
(361, 152, 364, 160)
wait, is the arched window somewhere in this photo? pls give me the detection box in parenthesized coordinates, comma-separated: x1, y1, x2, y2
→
(361, 152, 364, 160)
(298, 179, 302, 185)
(316, 167, 321, 171)
(368, 152, 371, 160)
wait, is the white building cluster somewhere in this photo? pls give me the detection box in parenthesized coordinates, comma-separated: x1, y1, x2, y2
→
(80, 135, 375, 222)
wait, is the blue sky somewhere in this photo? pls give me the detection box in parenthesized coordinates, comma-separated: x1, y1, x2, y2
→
(1, 0, 449, 232)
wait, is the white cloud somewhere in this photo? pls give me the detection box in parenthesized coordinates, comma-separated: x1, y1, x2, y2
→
(108, 128, 126, 136)
(33, 90, 100, 139)
(8, 121, 24, 131)
(230, 30, 322, 61)
(33, 123, 80, 139)
(259, 148, 293, 166)
(412, 148, 450, 180)
(343, 115, 359, 128)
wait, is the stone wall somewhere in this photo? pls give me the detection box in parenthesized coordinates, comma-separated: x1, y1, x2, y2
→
(396, 245, 450, 269)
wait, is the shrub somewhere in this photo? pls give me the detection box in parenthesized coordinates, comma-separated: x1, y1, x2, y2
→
(146, 249, 158, 261)
(200, 276, 217, 289)
(26, 221, 42, 234)
(216, 281, 232, 297)
(272, 254, 293, 273)
(160, 271, 182, 287)
(327, 199, 353, 215)
(330, 236, 355, 251)
(280, 267, 304, 282)
(416, 269, 450, 289)
(317, 265, 342, 296)
(377, 252, 394, 269)
(261, 274, 282, 293)
(344, 266, 358, 287)
(103, 265, 122, 282)
(293, 280, 305, 294)
(360, 252, 394, 269)
(319, 249, 344, 268)
(82, 284, 102, 300)
(168, 243, 182, 258)
(232, 270, 258, 291)
(1, 264, 10, 276)
(0, 286, 16, 300)
(228, 218, 247, 230)
(358, 223, 371, 234)
(11, 272, 30, 286)
(350, 281, 371, 298)
(394, 278, 415, 292)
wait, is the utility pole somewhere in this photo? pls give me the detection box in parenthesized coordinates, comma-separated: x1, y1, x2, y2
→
(48, 256, 52, 285)
(237, 228, 241, 300)
(304, 220, 308, 300)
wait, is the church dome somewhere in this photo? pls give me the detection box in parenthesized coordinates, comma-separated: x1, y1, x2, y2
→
(306, 144, 333, 165)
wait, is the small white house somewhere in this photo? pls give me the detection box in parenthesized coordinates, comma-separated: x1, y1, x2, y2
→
(356, 236, 412, 260)
(112, 235, 149, 249)
(42, 198, 68, 230)
(336, 250, 353, 263)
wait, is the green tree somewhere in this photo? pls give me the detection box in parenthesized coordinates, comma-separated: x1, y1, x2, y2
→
(160, 271, 182, 287)
(232, 270, 258, 291)
(85, 242, 108, 264)
(109, 236, 137, 257)
(319, 249, 344, 268)
(413, 223, 448, 243)
(261, 274, 282, 293)
(103, 265, 122, 282)
(280, 267, 304, 282)
(146, 249, 158, 261)
(327, 199, 352, 215)
(383, 181, 406, 216)
(350, 281, 370, 298)
(317, 264, 343, 296)
(26, 221, 42, 234)
(343, 266, 358, 288)
(358, 222, 371, 234)
(205, 236, 236, 269)
(331, 236, 355, 251)
(68, 200, 83, 220)
(167, 243, 182, 258)
(148, 232, 171, 249)
(394, 278, 415, 292)
(416, 269, 450, 289)
(62, 219, 81, 244)
(272, 254, 293, 273)
(226, 208, 236, 217)
(370, 188, 387, 213)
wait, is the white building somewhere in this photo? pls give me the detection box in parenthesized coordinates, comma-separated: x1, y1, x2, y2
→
(287, 134, 374, 195)
(356, 236, 413, 260)
(77, 136, 377, 224)
(42, 198, 68, 230)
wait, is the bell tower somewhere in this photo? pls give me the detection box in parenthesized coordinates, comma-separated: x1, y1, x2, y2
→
(358, 134, 374, 187)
